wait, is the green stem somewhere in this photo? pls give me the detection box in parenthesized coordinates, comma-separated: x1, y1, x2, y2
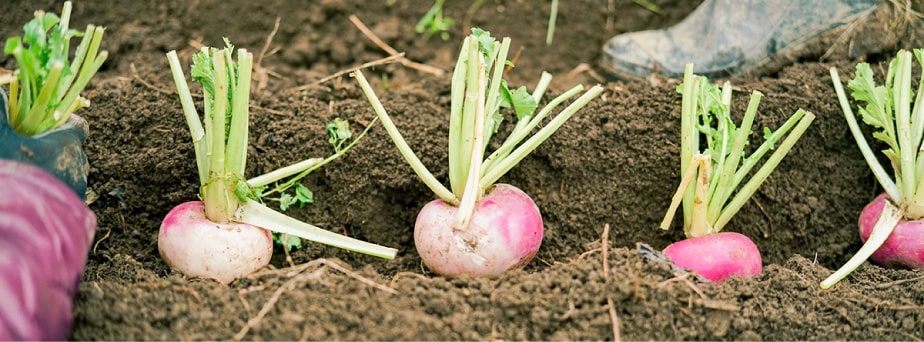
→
(820, 199, 901, 289)
(894, 51, 916, 207)
(680, 64, 699, 230)
(166, 50, 208, 186)
(19, 62, 64, 136)
(453, 40, 483, 198)
(253, 117, 379, 196)
(453, 59, 487, 230)
(481, 38, 508, 151)
(234, 199, 397, 259)
(688, 154, 713, 237)
(660, 154, 705, 230)
(546, 0, 559, 46)
(830, 67, 901, 202)
(54, 25, 107, 128)
(713, 110, 816, 231)
(705, 82, 736, 222)
(532, 72, 553, 103)
(481, 84, 584, 176)
(479, 85, 603, 190)
(353, 70, 457, 205)
(248, 158, 324, 189)
(447, 37, 471, 196)
(225, 49, 252, 176)
(707, 91, 760, 222)
(203, 50, 233, 223)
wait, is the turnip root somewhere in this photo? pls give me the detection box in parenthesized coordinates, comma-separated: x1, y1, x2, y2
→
(662, 232, 762, 282)
(159, 43, 396, 284)
(415, 184, 543, 278)
(354, 29, 603, 278)
(158, 201, 273, 285)
(659, 64, 813, 283)
(822, 50, 924, 288)
(858, 194, 924, 269)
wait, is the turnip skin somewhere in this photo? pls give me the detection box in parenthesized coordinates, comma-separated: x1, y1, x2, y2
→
(158, 201, 273, 285)
(662, 232, 762, 282)
(414, 184, 543, 278)
(859, 193, 924, 269)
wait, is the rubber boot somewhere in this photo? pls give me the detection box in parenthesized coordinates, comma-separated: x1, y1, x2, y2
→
(0, 89, 90, 200)
(601, 0, 880, 79)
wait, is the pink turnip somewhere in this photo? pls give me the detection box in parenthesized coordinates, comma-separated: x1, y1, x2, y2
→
(355, 29, 603, 277)
(858, 194, 924, 269)
(415, 184, 543, 278)
(823, 50, 924, 288)
(662, 232, 762, 282)
(660, 64, 814, 282)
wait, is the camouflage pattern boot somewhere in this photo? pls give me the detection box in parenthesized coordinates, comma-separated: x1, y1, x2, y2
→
(601, 0, 880, 79)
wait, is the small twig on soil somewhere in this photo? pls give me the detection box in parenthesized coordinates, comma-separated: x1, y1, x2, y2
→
(92, 226, 111, 255)
(131, 63, 178, 96)
(875, 274, 924, 289)
(318, 259, 397, 294)
(601, 223, 623, 342)
(348, 14, 445, 77)
(288, 54, 405, 92)
(236, 291, 254, 317)
(751, 197, 772, 238)
(567, 63, 606, 84)
(234, 263, 329, 341)
(254, 17, 283, 92)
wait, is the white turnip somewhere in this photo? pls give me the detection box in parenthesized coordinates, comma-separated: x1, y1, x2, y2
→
(355, 29, 603, 277)
(660, 64, 814, 282)
(415, 184, 543, 278)
(158, 201, 273, 285)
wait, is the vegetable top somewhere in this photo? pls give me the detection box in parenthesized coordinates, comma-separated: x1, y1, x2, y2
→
(661, 64, 815, 238)
(831, 48, 924, 218)
(1, 1, 107, 136)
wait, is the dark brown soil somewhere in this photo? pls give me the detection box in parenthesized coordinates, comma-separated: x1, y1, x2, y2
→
(3, 0, 924, 340)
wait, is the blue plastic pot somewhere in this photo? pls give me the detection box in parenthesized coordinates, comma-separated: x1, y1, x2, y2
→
(0, 89, 90, 200)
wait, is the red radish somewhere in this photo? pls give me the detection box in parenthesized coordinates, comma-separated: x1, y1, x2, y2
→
(0, 160, 96, 340)
(415, 184, 543, 278)
(355, 29, 603, 277)
(823, 50, 924, 288)
(160, 42, 395, 284)
(663, 232, 762, 282)
(158, 201, 273, 285)
(659, 64, 814, 282)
